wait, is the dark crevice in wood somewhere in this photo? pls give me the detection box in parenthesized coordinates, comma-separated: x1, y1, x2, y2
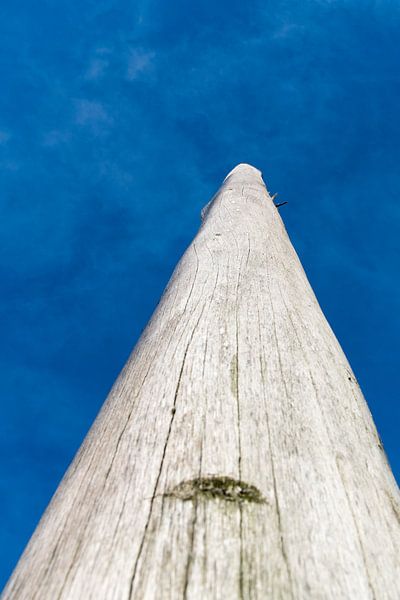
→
(262, 255, 296, 599)
(128, 298, 208, 598)
(256, 303, 295, 600)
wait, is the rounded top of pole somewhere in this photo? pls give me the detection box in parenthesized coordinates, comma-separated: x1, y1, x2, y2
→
(223, 163, 264, 185)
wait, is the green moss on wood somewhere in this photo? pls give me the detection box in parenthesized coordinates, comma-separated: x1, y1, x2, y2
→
(165, 476, 265, 504)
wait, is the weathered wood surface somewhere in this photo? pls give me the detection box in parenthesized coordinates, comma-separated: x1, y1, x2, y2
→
(3, 163, 400, 599)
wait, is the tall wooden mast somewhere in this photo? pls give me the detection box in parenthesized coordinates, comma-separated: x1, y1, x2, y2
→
(3, 164, 399, 599)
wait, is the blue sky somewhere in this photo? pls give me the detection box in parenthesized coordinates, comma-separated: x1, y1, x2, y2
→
(1, 0, 399, 587)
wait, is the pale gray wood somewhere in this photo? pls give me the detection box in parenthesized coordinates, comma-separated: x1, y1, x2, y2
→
(3, 163, 400, 600)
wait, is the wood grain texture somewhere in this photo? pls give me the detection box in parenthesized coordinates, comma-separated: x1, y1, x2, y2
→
(3, 163, 400, 600)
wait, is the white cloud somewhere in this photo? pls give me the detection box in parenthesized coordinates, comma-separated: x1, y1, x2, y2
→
(126, 48, 154, 81)
(85, 58, 109, 81)
(75, 99, 112, 126)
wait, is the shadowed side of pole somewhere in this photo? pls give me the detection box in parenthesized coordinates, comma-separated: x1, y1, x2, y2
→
(3, 164, 400, 599)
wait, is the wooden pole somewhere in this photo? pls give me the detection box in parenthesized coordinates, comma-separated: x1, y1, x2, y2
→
(3, 164, 399, 599)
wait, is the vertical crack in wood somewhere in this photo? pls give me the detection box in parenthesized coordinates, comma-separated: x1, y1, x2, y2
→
(180, 253, 220, 598)
(183, 369, 205, 600)
(234, 205, 249, 600)
(235, 268, 243, 600)
(127, 302, 207, 598)
(182, 260, 220, 597)
(259, 238, 295, 598)
(256, 305, 295, 599)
